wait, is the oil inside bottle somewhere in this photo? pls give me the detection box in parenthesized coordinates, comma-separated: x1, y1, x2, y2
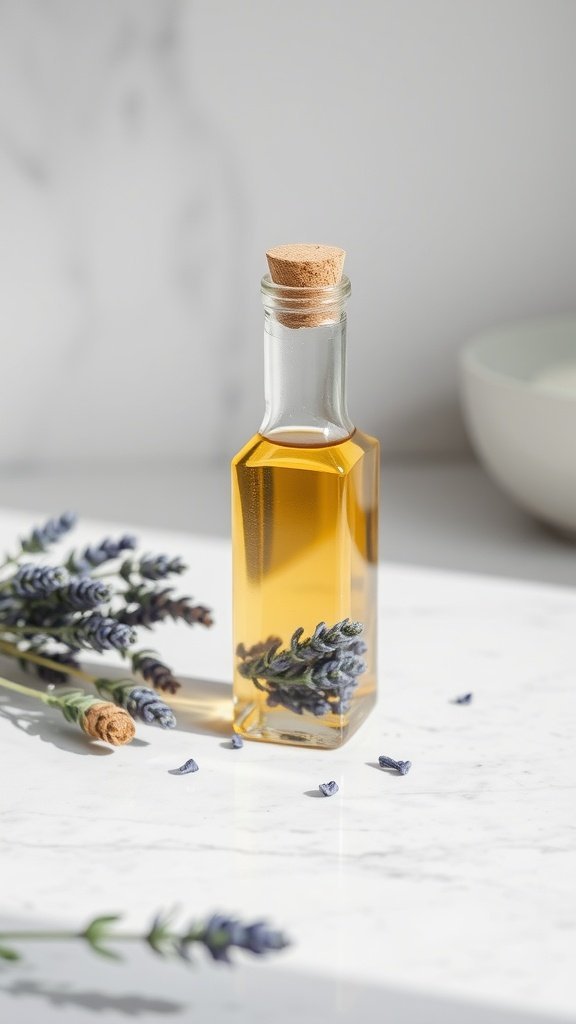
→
(232, 427, 378, 748)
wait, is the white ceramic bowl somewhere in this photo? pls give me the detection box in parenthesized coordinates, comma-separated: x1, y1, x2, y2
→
(460, 316, 576, 533)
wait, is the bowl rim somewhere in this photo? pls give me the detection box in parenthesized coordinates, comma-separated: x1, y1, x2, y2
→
(460, 313, 576, 403)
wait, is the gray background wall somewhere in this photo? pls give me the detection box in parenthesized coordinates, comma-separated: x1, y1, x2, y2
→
(1, 0, 575, 466)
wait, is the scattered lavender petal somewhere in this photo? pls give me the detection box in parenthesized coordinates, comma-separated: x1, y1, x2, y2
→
(452, 692, 473, 705)
(169, 758, 199, 776)
(319, 780, 339, 797)
(378, 755, 412, 775)
(231, 734, 244, 749)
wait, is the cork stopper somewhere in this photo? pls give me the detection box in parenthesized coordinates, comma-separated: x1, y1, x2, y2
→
(265, 243, 346, 328)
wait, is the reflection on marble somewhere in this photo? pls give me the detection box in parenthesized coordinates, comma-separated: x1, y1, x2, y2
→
(0, 510, 575, 1022)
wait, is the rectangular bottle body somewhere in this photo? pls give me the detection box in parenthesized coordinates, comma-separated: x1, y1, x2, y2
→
(232, 429, 379, 748)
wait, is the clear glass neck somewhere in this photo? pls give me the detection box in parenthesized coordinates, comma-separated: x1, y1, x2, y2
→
(258, 274, 354, 447)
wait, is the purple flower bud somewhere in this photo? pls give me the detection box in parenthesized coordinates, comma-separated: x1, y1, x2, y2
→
(169, 758, 199, 775)
(319, 780, 339, 797)
(378, 755, 412, 775)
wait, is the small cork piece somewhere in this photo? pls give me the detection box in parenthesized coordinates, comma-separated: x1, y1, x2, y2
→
(266, 243, 345, 327)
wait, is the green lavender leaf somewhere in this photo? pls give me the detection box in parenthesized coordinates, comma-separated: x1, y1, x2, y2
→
(146, 911, 177, 957)
(81, 914, 122, 960)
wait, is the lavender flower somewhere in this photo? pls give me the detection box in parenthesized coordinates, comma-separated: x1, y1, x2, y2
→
(95, 678, 176, 729)
(66, 535, 137, 574)
(135, 555, 187, 581)
(131, 649, 181, 694)
(12, 564, 67, 599)
(378, 755, 412, 775)
(118, 586, 213, 630)
(127, 687, 176, 729)
(231, 734, 243, 749)
(59, 613, 136, 653)
(20, 512, 76, 554)
(192, 915, 289, 963)
(49, 577, 110, 611)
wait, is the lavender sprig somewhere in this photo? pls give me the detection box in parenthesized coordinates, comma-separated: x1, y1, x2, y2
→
(20, 577, 111, 616)
(19, 512, 76, 555)
(11, 564, 67, 599)
(0, 676, 135, 746)
(118, 585, 213, 630)
(54, 577, 111, 611)
(95, 677, 176, 729)
(120, 555, 187, 582)
(131, 649, 181, 694)
(0, 513, 210, 725)
(237, 619, 366, 717)
(0, 910, 290, 965)
(65, 535, 137, 574)
(55, 613, 137, 653)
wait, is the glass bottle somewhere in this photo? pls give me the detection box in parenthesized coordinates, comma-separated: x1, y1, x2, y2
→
(232, 246, 379, 748)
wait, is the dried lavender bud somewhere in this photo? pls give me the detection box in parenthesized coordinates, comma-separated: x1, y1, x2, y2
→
(118, 586, 213, 629)
(231, 734, 243, 749)
(94, 678, 176, 729)
(137, 555, 187, 581)
(59, 613, 136, 653)
(131, 649, 181, 694)
(11, 564, 67, 599)
(378, 755, 412, 775)
(126, 687, 176, 729)
(452, 692, 473, 705)
(66, 535, 137, 574)
(169, 758, 199, 775)
(192, 914, 289, 962)
(20, 512, 76, 554)
(319, 781, 339, 797)
(54, 577, 111, 611)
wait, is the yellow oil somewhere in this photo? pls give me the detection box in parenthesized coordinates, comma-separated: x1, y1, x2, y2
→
(232, 428, 379, 748)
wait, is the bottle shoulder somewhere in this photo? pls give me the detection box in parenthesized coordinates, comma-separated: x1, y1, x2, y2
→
(232, 429, 379, 476)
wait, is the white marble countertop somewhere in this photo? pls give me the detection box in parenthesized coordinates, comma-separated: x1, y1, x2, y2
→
(1, 459, 575, 587)
(0, 507, 575, 1024)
